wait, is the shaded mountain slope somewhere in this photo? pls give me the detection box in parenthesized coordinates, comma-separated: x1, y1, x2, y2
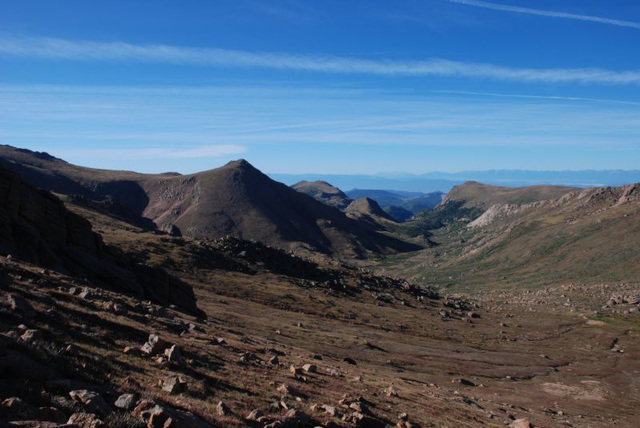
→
(401, 191, 445, 212)
(0, 164, 202, 316)
(291, 180, 352, 210)
(0, 146, 420, 259)
(345, 197, 396, 231)
(142, 160, 419, 258)
(383, 205, 414, 222)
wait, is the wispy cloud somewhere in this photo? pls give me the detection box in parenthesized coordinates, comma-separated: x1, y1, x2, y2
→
(447, 0, 640, 30)
(55, 144, 247, 160)
(2, 35, 640, 85)
(432, 90, 640, 106)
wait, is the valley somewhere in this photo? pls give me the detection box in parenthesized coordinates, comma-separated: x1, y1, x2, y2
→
(0, 146, 639, 428)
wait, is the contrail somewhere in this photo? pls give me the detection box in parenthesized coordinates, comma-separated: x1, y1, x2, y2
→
(447, 0, 640, 30)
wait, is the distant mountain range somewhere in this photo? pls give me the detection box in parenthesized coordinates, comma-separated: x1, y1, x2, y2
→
(271, 169, 640, 193)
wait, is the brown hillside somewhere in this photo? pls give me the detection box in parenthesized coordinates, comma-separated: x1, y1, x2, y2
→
(441, 181, 578, 209)
(292, 180, 352, 210)
(383, 182, 640, 292)
(0, 146, 420, 259)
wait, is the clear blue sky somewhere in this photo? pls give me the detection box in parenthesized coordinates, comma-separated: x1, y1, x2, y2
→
(1, 0, 639, 174)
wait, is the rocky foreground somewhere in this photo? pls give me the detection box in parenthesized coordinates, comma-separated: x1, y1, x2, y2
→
(1, 235, 639, 428)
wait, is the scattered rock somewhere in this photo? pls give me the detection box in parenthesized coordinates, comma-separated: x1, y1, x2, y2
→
(349, 412, 385, 428)
(384, 385, 398, 397)
(269, 355, 280, 365)
(132, 399, 155, 419)
(3, 293, 36, 319)
(123, 346, 139, 356)
(140, 334, 167, 356)
(78, 289, 93, 300)
(140, 404, 211, 428)
(247, 409, 264, 421)
(121, 376, 140, 390)
(302, 363, 317, 373)
(1, 397, 36, 419)
(452, 378, 476, 387)
(216, 401, 231, 416)
(36, 406, 67, 423)
(68, 390, 112, 417)
(509, 420, 533, 428)
(19, 329, 42, 343)
(326, 368, 341, 377)
(277, 384, 296, 396)
(322, 405, 336, 416)
(114, 393, 137, 410)
(284, 409, 309, 426)
(67, 412, 104, 427)
(343, 357, 357, 365)
(164, 344, 186, 369)
(161, 376, 187, 394)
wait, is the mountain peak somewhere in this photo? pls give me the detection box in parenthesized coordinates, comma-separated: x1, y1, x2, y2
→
(346, 197, 392, 219)
(223, 159, 254, 169)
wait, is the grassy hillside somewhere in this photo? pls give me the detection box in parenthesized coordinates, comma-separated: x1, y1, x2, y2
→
(441, 181, 577, 209)
(380, 183, 640, 292)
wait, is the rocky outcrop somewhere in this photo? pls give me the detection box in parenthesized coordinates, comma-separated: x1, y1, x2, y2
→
(468, 203, 529, 228)
(0, 166, 103, 268)
(0, 165, 203, 317)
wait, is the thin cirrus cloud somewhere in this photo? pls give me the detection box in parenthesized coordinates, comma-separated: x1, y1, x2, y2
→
(447, 0, 640, 30)
(55, 144, 247, 160)
(2, 35, 640, 85)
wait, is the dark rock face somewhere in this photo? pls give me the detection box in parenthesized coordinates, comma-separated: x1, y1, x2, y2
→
(0, 166, 102, 268)
(0, 165, 203, 317)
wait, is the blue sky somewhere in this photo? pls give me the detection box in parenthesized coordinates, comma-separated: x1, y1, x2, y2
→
(1, 0, 639, 174)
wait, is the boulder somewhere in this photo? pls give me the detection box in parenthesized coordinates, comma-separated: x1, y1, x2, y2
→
(3, 293, 36, 319)
(247, 409, 264, 421)
(123, 346, 139, 356)
(164, 345, 186, 369)
(343, 357, 357, 365)
(0, 397, 36, 419)
(36, 406, 67, 423)
(161, 376, 187, 394)
(283, 409, 309, 426)
(78, 289, 92, 300)
(0, 349, 58, 380)
(141, 334, 167, 356)
(277, 384, 296, 396)
(510, 420, 533, 428)
(114, 393, 137, 410)
(19, 329, 42, 343)
(216, 401, 230, 416)
(140, 404, 212, 428)
(302, 364, 317, 373)
(67, 412, 104, 427)
(68, 390, 112, 417)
